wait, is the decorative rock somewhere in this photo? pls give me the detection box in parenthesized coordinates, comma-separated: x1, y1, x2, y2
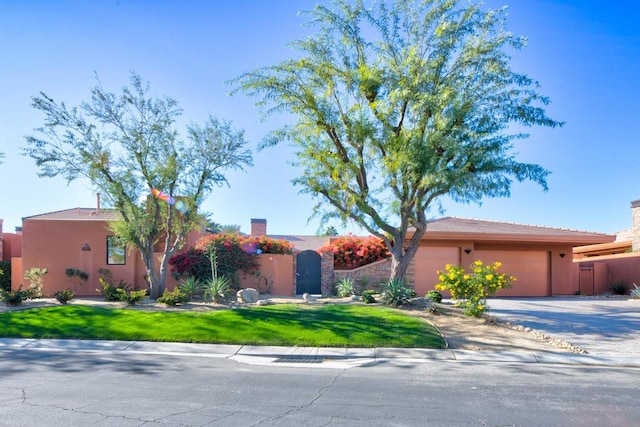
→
(303, 293, 316, 303)
(351, 295, 359, 301)
(257, 299, 270, 306)
(237, 288, 259, 304)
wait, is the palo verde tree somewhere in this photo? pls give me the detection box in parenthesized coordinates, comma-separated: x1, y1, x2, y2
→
(24, 73, 253, 299)
(234, 0, 562, 281)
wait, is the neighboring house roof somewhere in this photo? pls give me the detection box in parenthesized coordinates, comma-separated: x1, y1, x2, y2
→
(416, 217, 615, 245)
(267, 235, 330, 251)
(573, 240, 632, 258)
(23, 207, 122, 222)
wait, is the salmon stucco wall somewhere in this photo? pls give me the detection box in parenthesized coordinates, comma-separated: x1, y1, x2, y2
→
(239, 254, 294, 296)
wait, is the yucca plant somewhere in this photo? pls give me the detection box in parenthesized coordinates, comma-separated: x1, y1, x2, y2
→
(631, 284, 640, 299)
(335, 278, 355, 297)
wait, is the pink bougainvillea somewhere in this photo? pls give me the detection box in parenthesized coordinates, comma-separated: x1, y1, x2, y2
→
(318, 235, 390, 269)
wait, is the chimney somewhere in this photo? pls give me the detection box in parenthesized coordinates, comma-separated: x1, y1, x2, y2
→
(96, 193, 101, 213)
(251, 218, 267, 237)
(632, 200, 640, 251)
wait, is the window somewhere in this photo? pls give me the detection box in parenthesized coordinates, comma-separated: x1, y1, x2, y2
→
(107, 236, 126, 265)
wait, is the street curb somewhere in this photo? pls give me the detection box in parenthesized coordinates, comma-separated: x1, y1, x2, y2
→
(1, 338, 638, 368)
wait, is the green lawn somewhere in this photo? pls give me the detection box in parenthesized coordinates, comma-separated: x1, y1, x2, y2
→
(0, 304, 445, 348)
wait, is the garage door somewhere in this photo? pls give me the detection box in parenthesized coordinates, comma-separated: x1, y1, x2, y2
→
(474, 250, 549, 297)
(413, 246, 460, 296)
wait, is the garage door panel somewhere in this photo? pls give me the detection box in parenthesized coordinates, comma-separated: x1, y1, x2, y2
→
(413, 247, 460, 296)
(474, 250, 549, 297)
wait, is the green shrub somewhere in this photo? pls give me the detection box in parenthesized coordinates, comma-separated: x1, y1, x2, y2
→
(23, 267, 48, 299)
(54, 289, 75, 304)
(335, 278, 355, 297)
(65, 268, 89, 292)
(0, 261, 11, 292)
(157, 288, 189, 305)
(381, 279, 414, 307)
(123, 289, 147, 305)
(609, 281, 628, 295)
(1, 287, 29, 306)
(426, 289, 443, 303)
(361, 289, 376, 304)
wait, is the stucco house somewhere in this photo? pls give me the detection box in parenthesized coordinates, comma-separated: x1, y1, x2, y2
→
(8, 204, 615, 298)
(11, 205, 203, 296)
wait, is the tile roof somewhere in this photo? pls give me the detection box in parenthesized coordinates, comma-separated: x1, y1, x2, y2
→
(23, 208, 122, 222)
(421, 217, 615, 245)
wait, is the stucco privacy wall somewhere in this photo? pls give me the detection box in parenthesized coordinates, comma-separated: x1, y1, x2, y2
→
(573, 252, 640, 295)
(239, 254, 294, 295)
(0, 219, 3, 261)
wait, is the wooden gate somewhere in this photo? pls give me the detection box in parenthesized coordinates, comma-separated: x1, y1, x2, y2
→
(296, 250, 321, 295)
(579, 266, 594, 295)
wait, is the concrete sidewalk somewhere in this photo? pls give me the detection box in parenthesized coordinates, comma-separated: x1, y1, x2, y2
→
(1, 338, 638, 369)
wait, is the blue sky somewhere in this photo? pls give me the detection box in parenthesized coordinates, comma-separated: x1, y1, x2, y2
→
(1, 0, 639, 237)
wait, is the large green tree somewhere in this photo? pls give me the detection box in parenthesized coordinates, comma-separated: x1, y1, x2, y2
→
(24, 73, 253, 298)
(234, 0, 562, 281)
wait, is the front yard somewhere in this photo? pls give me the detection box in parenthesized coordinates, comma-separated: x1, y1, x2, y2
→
(0, 303, 446, 349)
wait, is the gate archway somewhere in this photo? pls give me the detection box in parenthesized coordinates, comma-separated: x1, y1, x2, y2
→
(296, 250, 321, 294)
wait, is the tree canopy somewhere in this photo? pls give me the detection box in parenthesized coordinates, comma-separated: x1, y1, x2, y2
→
(24, 73, 253, 298)
(234, 0, 562, 280)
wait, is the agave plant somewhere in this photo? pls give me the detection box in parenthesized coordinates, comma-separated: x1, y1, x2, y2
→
(335, 278, 355, 297)
(178, 276, 203, 300)
(381, 278, 414, 307)
(631, 284, 640, 299)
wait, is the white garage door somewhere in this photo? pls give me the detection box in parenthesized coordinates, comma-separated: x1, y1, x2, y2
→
(413, 246, 460, 296)
(473, 250, 549, 297)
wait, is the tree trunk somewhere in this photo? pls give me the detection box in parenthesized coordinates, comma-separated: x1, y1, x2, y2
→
(389, 253, 413, 283)
(142, 249, 163, 300)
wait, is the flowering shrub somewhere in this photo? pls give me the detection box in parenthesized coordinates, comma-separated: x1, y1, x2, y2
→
(245, 236, 293, 255)
(170, 233, 258, 284)
(435, 260, 516, 317)
(318, 235, 389, 269)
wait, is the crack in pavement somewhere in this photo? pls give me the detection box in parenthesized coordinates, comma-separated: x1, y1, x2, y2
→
(254, 369, 345, 425)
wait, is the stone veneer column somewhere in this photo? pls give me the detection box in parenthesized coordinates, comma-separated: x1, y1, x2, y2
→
(632, 200, 640, 252)
(320, 251, 335, 296)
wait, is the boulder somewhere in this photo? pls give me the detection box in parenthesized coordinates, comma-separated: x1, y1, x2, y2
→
(237, 288, 259, 304)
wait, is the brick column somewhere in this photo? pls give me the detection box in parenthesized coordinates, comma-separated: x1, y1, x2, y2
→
(320, 251, 335, 296)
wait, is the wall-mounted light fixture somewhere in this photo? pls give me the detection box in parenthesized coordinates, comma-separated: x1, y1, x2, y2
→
(559, 253, 566, 258)
(464, 249, 472, 255)
(81, 243, 91, 251)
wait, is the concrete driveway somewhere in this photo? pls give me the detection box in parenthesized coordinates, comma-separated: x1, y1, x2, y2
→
(486, 297, 640, 355)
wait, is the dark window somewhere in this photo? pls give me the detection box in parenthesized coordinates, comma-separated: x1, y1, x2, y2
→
(107, 236, 126, 265)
